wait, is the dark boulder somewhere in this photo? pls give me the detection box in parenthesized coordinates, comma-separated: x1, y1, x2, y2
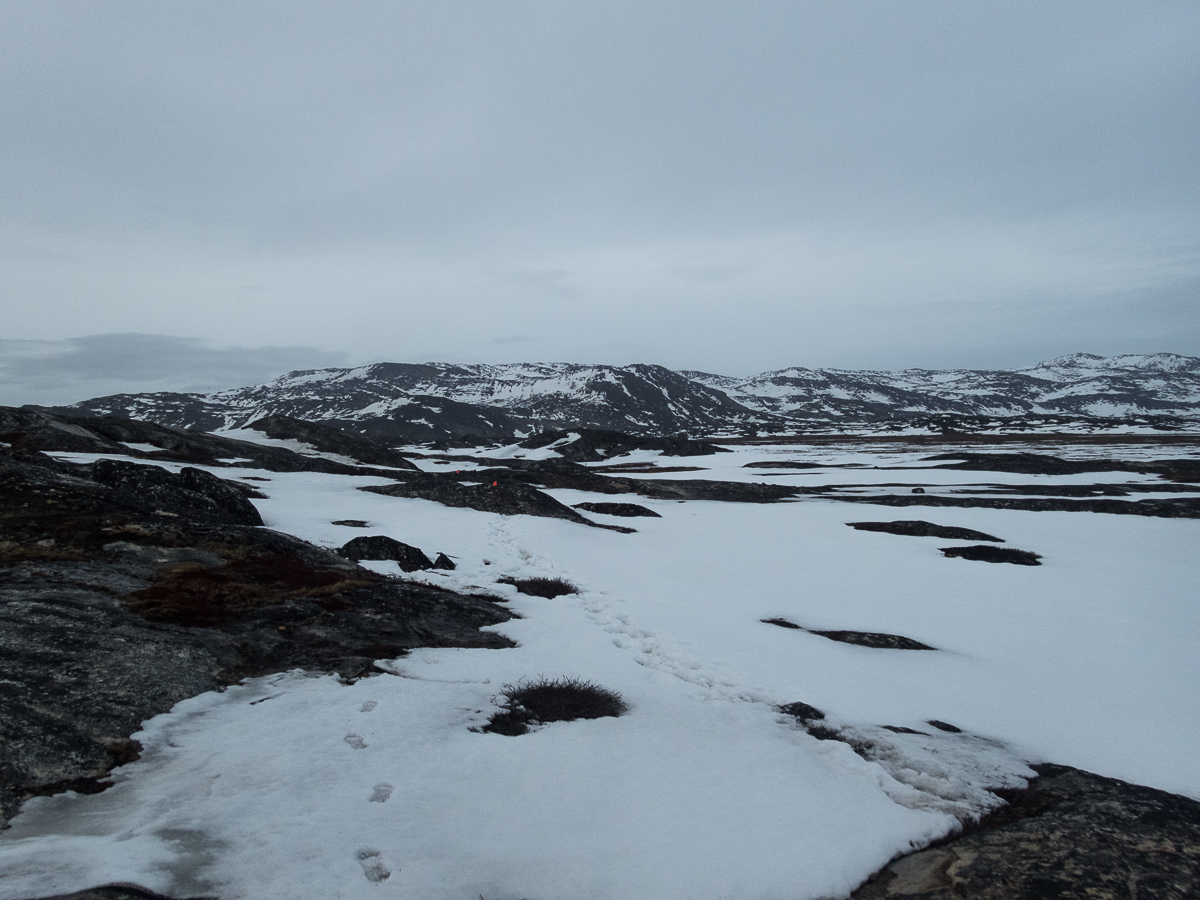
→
(91, 459, 264, 526)
(336, 536, 434, 571)
(432, 552, 457, 570)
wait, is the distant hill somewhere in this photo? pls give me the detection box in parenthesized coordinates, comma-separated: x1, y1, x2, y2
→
(32, 354, 1200, 443)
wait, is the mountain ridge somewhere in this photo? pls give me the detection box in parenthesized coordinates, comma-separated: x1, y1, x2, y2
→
(30, 354, 1200, 443)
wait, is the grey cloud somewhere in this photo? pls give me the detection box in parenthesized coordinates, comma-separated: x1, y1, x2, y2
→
(0, 2, 1197, 374)
(0, 334, 348, 407)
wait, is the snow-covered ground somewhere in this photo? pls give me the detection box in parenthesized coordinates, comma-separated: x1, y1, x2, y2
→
(2, 441, 1198, 900)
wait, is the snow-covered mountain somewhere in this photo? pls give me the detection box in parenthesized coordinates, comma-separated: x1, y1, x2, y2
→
(684, 353, 1200, 425)
(36, 354, 1200, 441)
(43, 363, 778, 441)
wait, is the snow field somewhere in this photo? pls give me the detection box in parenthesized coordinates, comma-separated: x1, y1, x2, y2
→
(2, 444, 1198, 899)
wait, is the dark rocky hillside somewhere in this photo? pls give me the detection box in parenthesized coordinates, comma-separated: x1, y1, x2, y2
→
(32, 354, 1200, 443)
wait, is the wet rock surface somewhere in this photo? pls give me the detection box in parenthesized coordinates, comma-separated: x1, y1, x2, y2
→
(852, 763, 1200, 900)
(847, 520, 1004, 542)
(0, 447, 514, 830)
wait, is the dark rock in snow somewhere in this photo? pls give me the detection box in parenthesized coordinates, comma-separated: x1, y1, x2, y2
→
(810, 630, 937, 651)
(762, 617, 935, 650)
(844, 491, 1200, 519)
(431, 552, 457, 570)
(927, 720, 963, 733)
(573, 501, 662, 517)
(246, 414, 419, 470)
(852, 763, 1200, 900)
(336, 536, 435, 571)
(520, 428, 731, 461)
(360, 475, 634, 532)
(778, 701, 826, 722)
(848, 520, 1003, 541)
(332, 519, 370, 527)
(743, 460, 827, 469)
(940, 545, 1042, 566)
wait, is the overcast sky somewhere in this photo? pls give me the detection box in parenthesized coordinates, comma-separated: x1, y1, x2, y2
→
(2, 1, 1198, 404)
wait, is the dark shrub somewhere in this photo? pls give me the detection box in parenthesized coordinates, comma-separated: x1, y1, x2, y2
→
(482, 676, 628, 735)
(497, 576, 578, 598)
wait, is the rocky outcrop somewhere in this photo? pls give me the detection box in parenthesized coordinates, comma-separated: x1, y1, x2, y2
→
(853, 763, 1200, 900)
(0, 407, 407, 478)
(336, 535, 435, 571)
(0, 447, 514, 830)
(246, 414, 420, 469)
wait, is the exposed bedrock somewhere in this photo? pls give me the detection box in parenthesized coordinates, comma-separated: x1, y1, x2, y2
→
(852, 764, 1200, 900)
(0, 448, 514, 830)
(245, 413, 420, 470)
(336, 535, 436, 571)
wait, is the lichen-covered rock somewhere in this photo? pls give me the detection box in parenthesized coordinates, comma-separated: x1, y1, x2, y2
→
(853, 764, 1200, 900)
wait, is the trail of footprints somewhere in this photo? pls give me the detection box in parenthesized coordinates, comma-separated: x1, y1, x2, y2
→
(332, 516, 1031, 885)
(352, 698, 395, 883)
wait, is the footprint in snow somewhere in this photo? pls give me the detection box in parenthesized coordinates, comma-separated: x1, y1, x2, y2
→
(360, 700, 378, 712)
(344, 733, 368, 749)
(369, 783, 393, 803)
(356, 848, 391, 883)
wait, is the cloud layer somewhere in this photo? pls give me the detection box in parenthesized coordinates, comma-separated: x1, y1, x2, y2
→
(2, 2, 1197, 373)
(0, 334, 347, 406)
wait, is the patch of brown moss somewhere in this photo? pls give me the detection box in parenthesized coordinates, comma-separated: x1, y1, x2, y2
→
(124, 554, 377, 626)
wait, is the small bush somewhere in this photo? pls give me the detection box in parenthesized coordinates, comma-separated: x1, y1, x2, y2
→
(497, 576, 578, 598)
(482, 676, 628, 735)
